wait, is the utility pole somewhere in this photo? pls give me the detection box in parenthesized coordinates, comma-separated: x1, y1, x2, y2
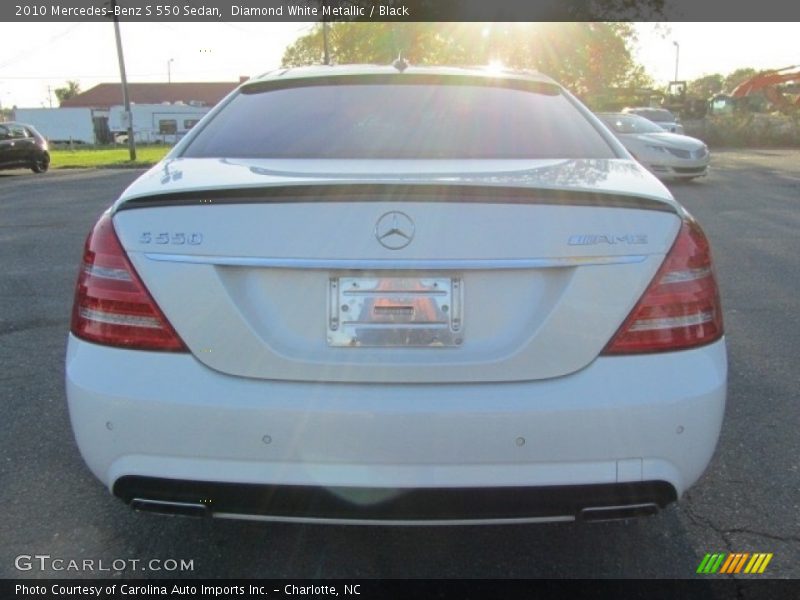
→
(673, 41, 680, 82)
(110, 0, 136, 160)
(315, 1, 330, 65)
(167, 58, 174, 84)
(322, 19, 330, 65)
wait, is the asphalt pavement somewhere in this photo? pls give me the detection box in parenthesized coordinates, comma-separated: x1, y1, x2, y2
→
(0, 153, 798, 580)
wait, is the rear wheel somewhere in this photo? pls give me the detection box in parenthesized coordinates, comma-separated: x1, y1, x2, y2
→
(31, 152, 50, 174)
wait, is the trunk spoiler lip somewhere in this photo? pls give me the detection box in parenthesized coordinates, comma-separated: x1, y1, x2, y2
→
(114, 183, 677, 215)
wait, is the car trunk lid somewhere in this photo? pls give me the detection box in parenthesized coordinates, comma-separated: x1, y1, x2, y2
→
(112, 158, 680, 383)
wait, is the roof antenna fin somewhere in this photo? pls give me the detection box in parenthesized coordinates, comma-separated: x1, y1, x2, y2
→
(392, 52, 409, 73)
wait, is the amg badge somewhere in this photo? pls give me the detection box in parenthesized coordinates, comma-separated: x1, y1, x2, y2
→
(568, 234, 648, 246)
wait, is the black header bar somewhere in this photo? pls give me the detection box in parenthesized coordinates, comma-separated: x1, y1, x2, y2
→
(3, 0, 800, 22)
(5, 579, 800, 600)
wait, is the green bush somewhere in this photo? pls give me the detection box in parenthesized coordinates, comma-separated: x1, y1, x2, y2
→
(692, 114, 800, 147)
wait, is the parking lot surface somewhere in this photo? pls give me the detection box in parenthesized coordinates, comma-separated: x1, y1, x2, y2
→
(1, 151, 798, 579)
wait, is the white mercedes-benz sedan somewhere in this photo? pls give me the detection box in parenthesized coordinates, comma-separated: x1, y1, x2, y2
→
(66, 65, 726, 524)
(598, 113, 710, 180)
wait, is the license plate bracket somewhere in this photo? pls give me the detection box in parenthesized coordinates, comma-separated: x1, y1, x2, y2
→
(328, 276, 463, 347)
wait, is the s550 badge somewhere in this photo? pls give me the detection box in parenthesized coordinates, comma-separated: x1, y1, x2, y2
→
(139, 232, 203, 245)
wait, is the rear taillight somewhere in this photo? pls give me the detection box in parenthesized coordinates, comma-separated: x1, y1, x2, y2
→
(71, 213, 187, 352)
(602, 218, 723, 355)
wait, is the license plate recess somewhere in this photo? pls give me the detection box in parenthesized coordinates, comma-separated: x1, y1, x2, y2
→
(328, 276, 463, 347)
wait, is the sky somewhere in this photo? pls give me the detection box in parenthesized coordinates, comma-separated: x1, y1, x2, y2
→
(1, 22, 798, 109)
(634, 23, 799, 84)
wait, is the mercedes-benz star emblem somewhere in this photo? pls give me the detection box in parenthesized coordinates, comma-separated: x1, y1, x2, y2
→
(375, 211, 415, 250)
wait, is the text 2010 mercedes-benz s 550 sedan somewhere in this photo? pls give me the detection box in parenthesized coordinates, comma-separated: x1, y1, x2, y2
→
(66, 65, 726, 524)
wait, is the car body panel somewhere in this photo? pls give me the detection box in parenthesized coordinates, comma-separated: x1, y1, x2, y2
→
(116, 197, 679, 383)
(66, 335, 726, 509)
(599, 114, 709, 180)
(114, 157, 677, 208)
(622, 107, 685, 135)
(622, 136, 710, 179)
(111, 156, 685, 383)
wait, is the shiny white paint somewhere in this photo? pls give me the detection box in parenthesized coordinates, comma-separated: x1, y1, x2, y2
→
(613, 132, 710, 179)
(109, 156, 685, 384)
(115, 198, 680, 383)
(622, 107, 685, 135)
(113, 157, 677, 209)
(66, 67, 726, 521)
(66, 335, 727, 501)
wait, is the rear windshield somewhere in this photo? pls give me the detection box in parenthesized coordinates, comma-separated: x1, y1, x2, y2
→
(629, 109, 675, 122)
(182, 83, 616, 160)
(600, 114, 665, 134)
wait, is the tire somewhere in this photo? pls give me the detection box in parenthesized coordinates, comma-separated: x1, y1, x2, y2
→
(31, 152, 50, 174)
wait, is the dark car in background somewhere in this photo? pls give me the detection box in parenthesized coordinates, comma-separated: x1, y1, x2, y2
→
(0, 122, 50, 174)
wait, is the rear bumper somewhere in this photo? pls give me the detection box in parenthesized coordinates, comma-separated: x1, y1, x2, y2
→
(648, 163, 709, 179)
(66, 335, 726, 523)
(115, 477, 675, 524)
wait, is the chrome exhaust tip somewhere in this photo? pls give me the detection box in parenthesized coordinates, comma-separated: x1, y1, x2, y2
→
(130, 498, 209, 518)
(579, 503, 659, 522)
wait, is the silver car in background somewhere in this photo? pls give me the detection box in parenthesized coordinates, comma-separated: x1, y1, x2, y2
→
(622, 107, 685, 135)
(598, 113, 710, 180)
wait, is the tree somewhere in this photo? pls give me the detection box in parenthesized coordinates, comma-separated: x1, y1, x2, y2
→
(55, 80, 81, 105)
(282, 23, 651, 97)
(687, 74, 725, 99)
(724, 68, 758, 93)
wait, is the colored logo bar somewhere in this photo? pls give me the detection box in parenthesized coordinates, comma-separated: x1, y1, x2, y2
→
(697, 553, 773, 574)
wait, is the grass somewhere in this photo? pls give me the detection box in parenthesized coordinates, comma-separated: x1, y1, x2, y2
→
(49, 145, 171, 169)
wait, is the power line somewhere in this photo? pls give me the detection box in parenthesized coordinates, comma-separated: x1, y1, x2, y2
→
(1, 70, 246, 80)
(0, 23, 83, 70)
